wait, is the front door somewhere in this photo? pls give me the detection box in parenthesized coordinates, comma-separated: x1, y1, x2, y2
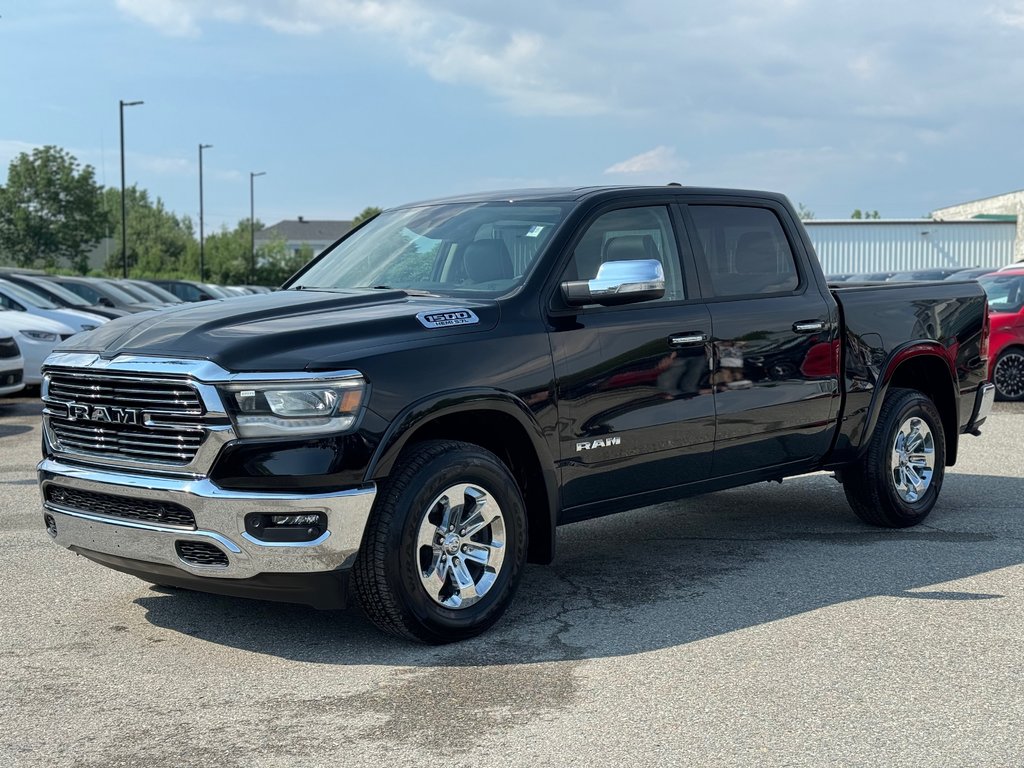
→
(548, 203, 716, 511)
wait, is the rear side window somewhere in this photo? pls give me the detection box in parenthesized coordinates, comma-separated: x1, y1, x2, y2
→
(688, 206, 799, 297)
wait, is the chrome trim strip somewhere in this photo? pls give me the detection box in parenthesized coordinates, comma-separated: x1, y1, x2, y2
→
(241, 530, 332, 548)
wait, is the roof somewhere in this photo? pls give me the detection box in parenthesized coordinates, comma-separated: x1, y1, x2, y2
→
(395, 185, 790, 208)
(257, 219, 354, 242)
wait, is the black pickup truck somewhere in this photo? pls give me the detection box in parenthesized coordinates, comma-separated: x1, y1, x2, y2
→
(38, 186, 994, 643)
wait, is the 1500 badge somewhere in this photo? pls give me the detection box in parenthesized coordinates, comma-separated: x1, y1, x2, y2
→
(416, 309, 479, 329)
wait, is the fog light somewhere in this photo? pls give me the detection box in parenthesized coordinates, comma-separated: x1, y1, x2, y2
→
(44, 513, 57, 538)
(245, 512, 327, 543)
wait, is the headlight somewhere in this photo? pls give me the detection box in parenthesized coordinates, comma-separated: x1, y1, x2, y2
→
(220, 376, 367, 438)
(20, 330, 59, 342)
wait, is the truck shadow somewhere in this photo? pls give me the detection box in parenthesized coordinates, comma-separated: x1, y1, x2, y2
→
(135, 471, 1024, 667)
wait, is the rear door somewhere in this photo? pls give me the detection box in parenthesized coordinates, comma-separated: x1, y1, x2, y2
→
(682, 201, 839, 476)
(548, 202, 716, 511)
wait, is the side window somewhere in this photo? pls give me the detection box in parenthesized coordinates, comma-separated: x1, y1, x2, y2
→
(0, 293, 20, 311)
(562, 206, 686, 303)
(688, 206, 799, 297)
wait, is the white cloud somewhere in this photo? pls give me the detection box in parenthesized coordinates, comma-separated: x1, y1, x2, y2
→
(605, 146, 683, 175)
(115, 0, 201, 37)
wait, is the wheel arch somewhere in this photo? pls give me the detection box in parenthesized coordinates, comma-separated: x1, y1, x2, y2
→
(861, 342, 960, 465)
(366, 389, 559, 564)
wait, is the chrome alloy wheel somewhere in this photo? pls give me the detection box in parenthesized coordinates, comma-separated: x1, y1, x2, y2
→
(890, 416, 935, 503)
(994, 351, 1024, 399)
(416, 483, 506, 609)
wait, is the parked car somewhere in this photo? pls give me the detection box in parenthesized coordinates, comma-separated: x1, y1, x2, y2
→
(0, 311, 74, 385)
(107, 280, 175, 307)
(147, 279, 225, 302)
(887, 268, 968, 282)
(0, 332, 25, 397)
(39, 185, 994, 643)
(123, 279, 184, 305)
(2, 274, 130, 320)
(826, 274, 855, 283)
(998, 261, 1024, 271)
(978, 269, 1024, 400)
(47, 276, 164, 313)
(0, 278, 107, 333)
(847, 271, 897, 282)
(943, 268, 996, 281)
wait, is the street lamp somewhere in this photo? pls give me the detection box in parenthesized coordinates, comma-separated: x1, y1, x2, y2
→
(198, 143, 212, 283)
(119, 99, 144, 279)
(249, 171, 266, 284)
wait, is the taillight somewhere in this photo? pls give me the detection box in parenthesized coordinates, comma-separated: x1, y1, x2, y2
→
(981, 303, 991, 361)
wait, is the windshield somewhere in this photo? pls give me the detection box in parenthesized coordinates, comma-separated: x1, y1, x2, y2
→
(95, 279, 144, 303)
(23, 278, 92, 307)
(980, 274, 1024, 312)
(290, 202, 568, 297)
(0, 279, 60, 309)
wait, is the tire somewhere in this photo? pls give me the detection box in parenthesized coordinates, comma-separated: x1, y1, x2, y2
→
(992, 347, 1024, 401)
(353, 440, 528, 643)
(842, 387, 946, 528)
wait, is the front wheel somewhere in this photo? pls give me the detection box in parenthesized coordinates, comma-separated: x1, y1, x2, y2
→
(842, 387, 946, 527)
(993, 348, 1024, 401)
(353, 440, 527, 643)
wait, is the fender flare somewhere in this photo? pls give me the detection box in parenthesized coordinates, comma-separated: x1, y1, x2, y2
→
(856, 340, 959, 458)
(365, 388, 560, 561)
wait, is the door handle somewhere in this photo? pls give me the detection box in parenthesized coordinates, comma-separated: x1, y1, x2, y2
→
(792, 320, 825, 334)
(669, 332, 708, 347)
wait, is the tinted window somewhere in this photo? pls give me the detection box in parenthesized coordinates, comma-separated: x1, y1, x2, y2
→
(561, 206, 686, 303)
(59, 281, 102, 303)
(688, 206, 799, 296)
(979, 275, 1024, 312)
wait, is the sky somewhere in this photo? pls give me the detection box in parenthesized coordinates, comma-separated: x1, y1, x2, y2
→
(2, 0, 1024, 232)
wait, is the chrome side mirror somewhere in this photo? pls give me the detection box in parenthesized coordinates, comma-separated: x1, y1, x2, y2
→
(561, 259, 666, 307)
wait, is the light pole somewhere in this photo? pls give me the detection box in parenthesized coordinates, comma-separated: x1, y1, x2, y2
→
(249, 171, 266, 284)
(198, 143, 212, 283)
(119, 99, 143, 279)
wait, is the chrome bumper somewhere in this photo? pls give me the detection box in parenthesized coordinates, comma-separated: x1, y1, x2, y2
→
(39, 458, 376, 580)
(966, 382, 996, 433)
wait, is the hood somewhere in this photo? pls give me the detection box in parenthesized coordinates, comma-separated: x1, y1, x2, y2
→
(0, 310, 75, 335)
(38, 308, 109, 331)
(55, 289, 500, 372)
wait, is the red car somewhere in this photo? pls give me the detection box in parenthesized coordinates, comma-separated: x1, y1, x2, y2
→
(979, 269, 1024, 400)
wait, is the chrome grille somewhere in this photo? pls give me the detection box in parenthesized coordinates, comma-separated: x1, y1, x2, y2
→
(44, 371, 207, 466)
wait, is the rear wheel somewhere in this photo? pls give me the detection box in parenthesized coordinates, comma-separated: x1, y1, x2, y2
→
(353, 440, 527, 643)
(842, 387, 946, 527)
(993, 348, 1024, 401)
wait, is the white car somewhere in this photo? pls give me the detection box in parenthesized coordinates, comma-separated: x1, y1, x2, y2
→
(0, 278, 108, 333)
(0, 311, 75, 385)
(0, 331, 25, 397)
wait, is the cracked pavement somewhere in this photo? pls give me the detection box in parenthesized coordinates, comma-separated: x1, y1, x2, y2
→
(2, 393, 1023, 767)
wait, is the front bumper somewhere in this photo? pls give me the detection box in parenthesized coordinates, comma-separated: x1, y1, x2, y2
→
(965, 382, 996, 434)
(39, 458, 376, 599)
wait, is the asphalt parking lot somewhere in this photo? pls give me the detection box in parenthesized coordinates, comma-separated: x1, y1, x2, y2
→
(2, 391, 1023, 767)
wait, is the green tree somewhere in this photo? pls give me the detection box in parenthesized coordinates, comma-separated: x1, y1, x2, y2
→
(851, 209, 881, 219)
(352, 206, 383, 226)
(796, 202, 815, 221)
(254, 237, 312, 286)
(0, 146, 108, 271)
(102, 186, 198, 277)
